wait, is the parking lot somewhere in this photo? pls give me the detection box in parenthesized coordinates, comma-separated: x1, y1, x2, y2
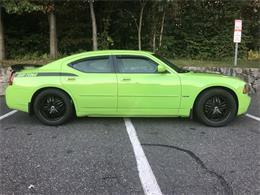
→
(0, 93, 259, 195)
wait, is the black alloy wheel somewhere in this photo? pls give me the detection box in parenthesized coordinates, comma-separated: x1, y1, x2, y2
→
(39, 95, 66, 121)
(33, 89, 73, 125)
(195, 88, 237, 127)
(203, 95, 230, 122)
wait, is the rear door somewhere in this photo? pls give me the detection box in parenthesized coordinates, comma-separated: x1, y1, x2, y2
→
(61, 55, 117, 115)
(114, 55, 181, 116)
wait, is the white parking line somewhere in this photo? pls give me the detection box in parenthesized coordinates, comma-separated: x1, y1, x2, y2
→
(246, 113, 260, 122)
(0, 110, 17, 120)
(124, 118, 163, 195)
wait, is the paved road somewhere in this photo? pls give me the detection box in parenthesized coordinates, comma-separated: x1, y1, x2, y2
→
(248, 92, 260, 116)
(0, 94, 259, 195)
(0, 96, 11, 115)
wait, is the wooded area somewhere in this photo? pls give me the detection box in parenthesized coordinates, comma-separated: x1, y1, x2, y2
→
(0, 0, 259, 63)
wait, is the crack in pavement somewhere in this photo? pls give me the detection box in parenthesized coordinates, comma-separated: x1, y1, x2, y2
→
(142, 143, 234, 195)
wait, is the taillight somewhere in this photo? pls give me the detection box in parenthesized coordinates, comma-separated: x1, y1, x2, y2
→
(243, 84, 250, 94)
(8, 71, 15, 85)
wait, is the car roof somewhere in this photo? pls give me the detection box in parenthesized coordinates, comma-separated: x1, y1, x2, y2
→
(44, 50, 155, 68)
(83, 50, 152, 55)
(67, 50, 153, 58)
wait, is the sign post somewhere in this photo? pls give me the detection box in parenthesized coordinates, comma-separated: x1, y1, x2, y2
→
(233, 20, 242, 66)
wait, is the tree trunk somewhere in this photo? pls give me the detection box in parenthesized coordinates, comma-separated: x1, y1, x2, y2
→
(152, 30, 156, 53)
(89, 1, 98, 50)
(159, 11, 165, 48)
(49, 10, 58, 58)
(138, 4, 145, 50)
(0, 7, 5, 62)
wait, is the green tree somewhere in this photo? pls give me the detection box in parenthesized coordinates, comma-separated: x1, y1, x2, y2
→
(1, 0, 41, 61)
(1, 0, 59, 59)
(45, 1, 58, 58)
(2, 0, 259, 60)
(0, 4, 5, 62)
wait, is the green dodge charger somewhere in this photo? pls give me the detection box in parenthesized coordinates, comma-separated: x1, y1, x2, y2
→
(6, 50, 251, 126)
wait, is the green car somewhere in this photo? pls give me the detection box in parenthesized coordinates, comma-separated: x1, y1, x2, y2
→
(6, 50, 251, 126)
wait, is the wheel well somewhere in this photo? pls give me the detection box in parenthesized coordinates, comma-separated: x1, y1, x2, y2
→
(29, 87, 75, 115)
(192, 86, 238, 115)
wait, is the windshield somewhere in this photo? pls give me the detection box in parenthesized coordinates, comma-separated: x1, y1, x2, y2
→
(152, 54, 189, 73)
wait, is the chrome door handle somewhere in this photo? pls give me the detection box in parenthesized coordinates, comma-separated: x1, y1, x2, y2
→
(121, 78, 131, 81)
(67, 77, 76, 81)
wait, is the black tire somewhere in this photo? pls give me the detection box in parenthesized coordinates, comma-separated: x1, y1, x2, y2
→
(194, 88, 237, 127)
(33, 89, 73, 126)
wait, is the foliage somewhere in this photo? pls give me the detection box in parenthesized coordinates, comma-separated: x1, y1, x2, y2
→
(2, 0, 260, 61)
(98, 19, 114, 50)
(248, 50, 260, 60)
(2, 0, 42, 14)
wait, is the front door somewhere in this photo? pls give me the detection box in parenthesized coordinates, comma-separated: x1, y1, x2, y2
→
(61, 55, 117, 116)
(115, 55, 181, 116)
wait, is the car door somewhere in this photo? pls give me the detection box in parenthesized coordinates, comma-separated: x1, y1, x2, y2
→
(115, 55, 181, 116)
(61, 55, 117, 115)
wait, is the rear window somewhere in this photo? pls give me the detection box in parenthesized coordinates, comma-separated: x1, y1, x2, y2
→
(69, 56, 113, 73)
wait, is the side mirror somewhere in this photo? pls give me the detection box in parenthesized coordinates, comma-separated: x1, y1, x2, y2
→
(157, 64, 167, 73)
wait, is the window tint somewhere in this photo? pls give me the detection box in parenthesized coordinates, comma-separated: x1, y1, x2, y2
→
(69, 56, 113, 73)
(152, 54, 189, 73)
(116, 56, 157, 73)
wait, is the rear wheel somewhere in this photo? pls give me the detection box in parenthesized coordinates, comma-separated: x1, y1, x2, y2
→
(194, 88, 237, 127)
(33, 89, 73, 126)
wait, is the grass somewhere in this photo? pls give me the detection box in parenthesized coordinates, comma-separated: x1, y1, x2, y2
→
(0, 57, 259, 68)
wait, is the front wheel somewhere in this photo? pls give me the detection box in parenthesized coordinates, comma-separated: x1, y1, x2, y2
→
(33, 89, 73, 126)
(194, 88, 237, 127)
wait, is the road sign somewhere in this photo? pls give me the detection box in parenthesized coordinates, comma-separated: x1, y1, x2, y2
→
(234, 19, 242, 31)
(234, 31, 242, 43)
(233, 20, 242, 43)
(233, 19, 242, 66)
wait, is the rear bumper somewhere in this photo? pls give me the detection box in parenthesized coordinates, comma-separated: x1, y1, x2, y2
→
(5, 86, 30, 112)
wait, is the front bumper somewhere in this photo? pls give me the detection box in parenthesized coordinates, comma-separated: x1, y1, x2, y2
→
(237, 93, 251, 115)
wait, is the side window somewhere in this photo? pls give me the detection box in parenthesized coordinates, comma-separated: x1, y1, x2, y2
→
(69, 56, 113, 73)
(116, 56, 157, 73)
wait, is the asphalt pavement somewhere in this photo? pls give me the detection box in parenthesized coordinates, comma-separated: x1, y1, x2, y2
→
(0, 93, 259, 195)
